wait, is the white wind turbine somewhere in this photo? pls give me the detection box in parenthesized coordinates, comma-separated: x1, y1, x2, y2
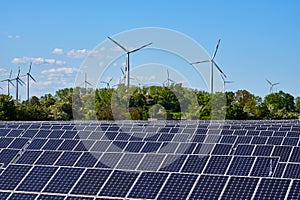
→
(81, 73, 93, 89)
(0, 69, 15, 96)
(266, 79, 279, 93)
(21, 62, 37, 102)
(12, 67, 25, 102)
(100, 77, 113, 88)
(191, 39, 226, 95)
(163, 69, 175, 87)
(221, 75, 233, 91)
(107, 36, 152, 87)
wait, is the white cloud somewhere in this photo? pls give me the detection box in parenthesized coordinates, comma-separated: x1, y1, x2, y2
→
(66, 49, 91, 58)
(41, 67, 78, 75)
(7, 35, 20, 39)
(12, 57, 66, 66)
(52, 48, 64, 55)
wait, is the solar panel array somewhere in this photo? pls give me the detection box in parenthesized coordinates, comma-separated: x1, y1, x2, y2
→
(0, 120, 300, 199)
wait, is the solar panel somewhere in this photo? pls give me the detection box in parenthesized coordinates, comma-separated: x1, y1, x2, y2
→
(99, 170, 139, 197)
(17, 166, 57, 192)
(1, 120, 300, 199)
(128, 172, 168, 199)
(189, 175, 228, 200)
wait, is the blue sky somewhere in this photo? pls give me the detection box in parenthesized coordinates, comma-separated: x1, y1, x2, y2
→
(1, 0, 300, 100)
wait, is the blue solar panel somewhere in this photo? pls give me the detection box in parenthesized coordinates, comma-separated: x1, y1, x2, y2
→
(9, 193, 38, 199)
(71, 169, 111, 195)
(234, 144, 254, 155)
(227, 156, 255, 176)
(99, 170, 139, 197)
(27, 138, 47, 149)
(0, 192, 10, 200)
(189, 175, 228, 200)
(272, 146, 292, 162)
(75, 152, 100, 167)
(0, 165, 31, 190)
(17, 166, 57, 192)
(0, 137, 14, 148)
(287, 180, 300, 199)
(16, 150, 43, 164)
(159, 155, 187, 172)
(128, 172, 168, 199)
(137, 154, 165, 171)
(37, 194, 66, 200)
(42, 139, 63, 150)
(0, 149, 19, 167)
(157, 173, 197, 200)
(251, 157, 279, 177)
(283, 163, 300, 179)
(222, 177, 259, 199)
(44, 167, 85, 194)
(253, 145, 273, 156)
(55, 151, 82, 166)
(181, 155, 209, 173)
(204, 156, 232, 175)
(212, 144, 232, 155)
(254, 178, 290, 199)
(35, 151, 62, 165)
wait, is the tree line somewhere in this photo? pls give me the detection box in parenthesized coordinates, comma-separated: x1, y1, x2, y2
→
(1, 83, 300, 121)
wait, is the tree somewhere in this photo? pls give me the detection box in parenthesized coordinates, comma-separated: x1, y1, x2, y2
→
(0, 95, 16, 120)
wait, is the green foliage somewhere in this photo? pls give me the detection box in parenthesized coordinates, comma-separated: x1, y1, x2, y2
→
(1, 86, 300, 121)
(0, 95, 16, 120)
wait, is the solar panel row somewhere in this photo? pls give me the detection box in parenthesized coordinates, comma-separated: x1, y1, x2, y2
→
(0, 120, 300, 199)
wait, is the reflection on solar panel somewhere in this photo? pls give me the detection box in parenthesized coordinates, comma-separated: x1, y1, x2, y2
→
(0, 120, 300, 199)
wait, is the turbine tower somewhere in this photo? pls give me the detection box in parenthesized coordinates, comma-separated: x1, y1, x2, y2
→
(191, 39, 226, 95)
(22, 62, 37, 102)
(12, 67, 25, 102)
(81, 73, 93, 89)
(221, 75, 233, 91)
(266, 79, 279, 93)
(107, 36, 152, 87)
(0, 69, 15, 96)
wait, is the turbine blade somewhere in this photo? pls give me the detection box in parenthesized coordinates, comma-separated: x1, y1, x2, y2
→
(273, 82, 280, 86)
(109, 77, 113, 83)
(213, 61, 227, 78)
(266, 79, 272, 85)
(221, 75, 225, 82)
(190, 60, 210, 65)
(130, 42, 152, 53)
(29, 62, 32, 73)
(29, 74, 37, 82)
(9, 69, 12, 78)
(9, 80, 15, 87)
(120, 67, 125, 75)
(17, 67, 21, 77)
(107, 36, 128, 52)
(212, 39, 221, 60)
(20, 78, 26, 85)
(86, 81, 93, 86)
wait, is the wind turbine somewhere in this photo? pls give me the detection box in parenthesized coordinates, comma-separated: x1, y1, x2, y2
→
(21, 62, 37, 102)
(100, 77, 113, 88)
(221, 75, 233, 91)
(107, 36, 152, 87)
(0, 69, 15, 96)
(266, 79, 279, 93)
(12, 67, 25, 102)
(191, 39, 226, 95)
(81, 73, 93, 89)
(163, 69, 175, 87)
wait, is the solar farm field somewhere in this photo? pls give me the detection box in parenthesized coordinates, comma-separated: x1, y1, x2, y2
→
(0, 120, 300, 199)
